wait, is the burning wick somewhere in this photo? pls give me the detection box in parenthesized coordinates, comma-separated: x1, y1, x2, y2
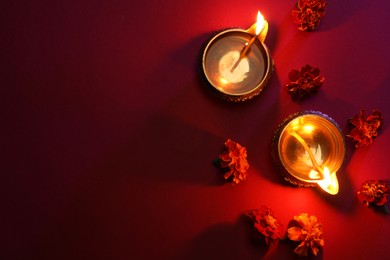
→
(230, 11, 265, 73)
(229, 34, 259, 73)
(291, 131, 324, 179)
(317, 167, 339, 195)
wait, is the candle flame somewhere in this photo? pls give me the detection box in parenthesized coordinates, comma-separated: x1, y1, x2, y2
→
(255, 11, 265, 35)
(317, 167, 339, 195)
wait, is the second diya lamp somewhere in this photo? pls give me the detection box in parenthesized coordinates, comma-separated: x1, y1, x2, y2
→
(201, 11, 273, 102)
(272, 111, 346, 195)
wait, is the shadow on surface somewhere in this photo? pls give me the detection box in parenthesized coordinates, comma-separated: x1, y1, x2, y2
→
(320, 0, 367, 31)
(178, 214, 324, 260)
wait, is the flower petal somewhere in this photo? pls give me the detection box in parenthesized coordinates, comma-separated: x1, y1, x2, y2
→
(218, 139, 249, 184)
(287, 226, 303, 241)
(246, 206, 284, 245)
(347, 110, 384, 148)
(288, 213, 324, 256)
(292, 0, 327, 31)
(286, 65, 324, 99)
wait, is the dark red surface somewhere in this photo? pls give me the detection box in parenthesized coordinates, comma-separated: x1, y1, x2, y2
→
(2, 0, 390, 259)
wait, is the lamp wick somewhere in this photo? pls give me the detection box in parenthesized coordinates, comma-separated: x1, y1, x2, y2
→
(230, 33, 259, 73)
(291, 131, 325, 179)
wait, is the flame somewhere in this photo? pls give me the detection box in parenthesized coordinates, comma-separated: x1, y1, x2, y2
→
(317, 167, 339, 195)
(255, 11, 265, 35)
(309, 169, 321, 179)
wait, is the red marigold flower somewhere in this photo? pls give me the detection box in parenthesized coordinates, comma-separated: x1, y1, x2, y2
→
(357, 180, 390, 207)
(347, 109, 384, 148)
(219, 139, 249, 184)
(246, 206, 284, 245)
(292, 0, 327, 31)
(287, 213, 324, 256)
(286, 64, 325, 99)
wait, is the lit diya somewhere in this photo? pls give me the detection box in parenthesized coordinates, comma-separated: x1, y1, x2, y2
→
(201, 11, 273, 102)
(272, 111, 345, 195)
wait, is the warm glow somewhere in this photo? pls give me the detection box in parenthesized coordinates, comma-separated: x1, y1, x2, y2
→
(309, 169, 321, 179)
(303, 124, 314, 134)
(219, 51, 249, 83)
(317, 167, 339, 195)
(219, 78, 229, 85)
(255, 11, 265, 35)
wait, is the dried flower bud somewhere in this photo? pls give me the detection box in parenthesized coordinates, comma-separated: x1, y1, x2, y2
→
(246, 206, 284, 245)
(287, 213, 324, 256)
(219, 139, 249, 184)
(292, 0, 327, 31)
(357, 180, 390, 207)
(347, 109, 384, 148)
(286, 64, 325, 100)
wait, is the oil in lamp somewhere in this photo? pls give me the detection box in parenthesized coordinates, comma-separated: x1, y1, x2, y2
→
(273, 111, 345, 195)
(201, 11, 273, 102)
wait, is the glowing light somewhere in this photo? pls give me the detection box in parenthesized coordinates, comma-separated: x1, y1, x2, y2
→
(303, 124, 314, 134)
(219, 78, 229, 85)
(317, 167, 339, 195)
(309, 169, 321, 179)
(255, 11, 265, 35)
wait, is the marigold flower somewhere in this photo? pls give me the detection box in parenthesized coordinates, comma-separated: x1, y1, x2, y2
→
(347, 109, 384, 148)
(286, 64, 325, 99)
(287, 213, 324, 256)
(292, 0, 327, 31)
(246, 206, 284, 245)
(219, 139, 249, 184)
(357, 180, 390, 207)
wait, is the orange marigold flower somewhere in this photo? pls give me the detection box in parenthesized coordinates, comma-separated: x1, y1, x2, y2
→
(219, 139, 249, 184)
(347, 109, 384, 148)
(286, 64, 325, 100)
(246, 206, 284, 245)
(357, 180, 390, 207)
(292, 0, 327, 31)
(287, 213, 324, 256)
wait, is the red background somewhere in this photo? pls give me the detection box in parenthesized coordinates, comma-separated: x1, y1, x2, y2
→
(2, 0, 390, 259)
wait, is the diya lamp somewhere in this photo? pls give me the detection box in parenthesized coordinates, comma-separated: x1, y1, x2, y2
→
(201, 11, 273, 102)
(273, 111, 345, 195)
